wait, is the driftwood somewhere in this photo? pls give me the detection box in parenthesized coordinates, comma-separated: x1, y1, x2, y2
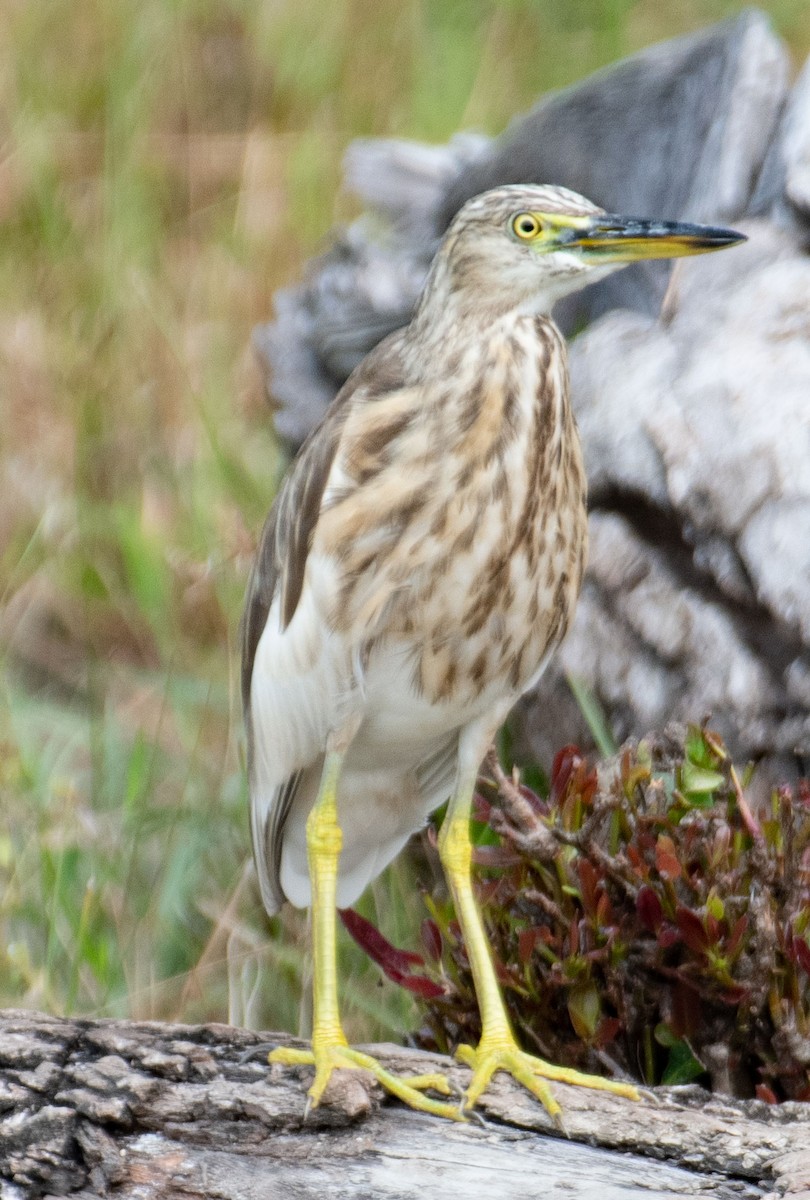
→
(253, 9, 810, 784)
(2, 1010, 810, 1199)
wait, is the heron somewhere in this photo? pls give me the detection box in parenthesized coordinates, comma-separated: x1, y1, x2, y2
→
(241, 183, 744, 1120)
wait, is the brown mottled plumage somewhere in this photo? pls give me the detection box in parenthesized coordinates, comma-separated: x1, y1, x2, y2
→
(242, 189, 597, 910)
(241, 185, 744, 1120)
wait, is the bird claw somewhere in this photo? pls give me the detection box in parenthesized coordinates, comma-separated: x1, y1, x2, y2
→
(458, 1100, 488, 1129)
(455, 1038, 640, 1121)
(270, 1042, 464, 1122)
(552, 1107, 569, 1137)
(239, 1041, 277, 1065)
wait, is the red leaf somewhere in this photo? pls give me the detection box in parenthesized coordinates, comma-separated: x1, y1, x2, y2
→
(535, 925, 557, 947)
(676, 907, 710, 955)
(578, 765, 598, 807)
(472, 792, 492, 822)
(392, 972, 447, 1000)
(339, 908, 424, 971)
(657, 924, 680, 949)
(792, 934, 810, 976)
(620, 747, 632, 785)
(578, 859, 599, 915)
(595, 1016, 621, 1047)
(726, 914, 748, 959)
(719, 984, 749, 1004)
(596, 891, 613, 927)
(756, 1083, 779, 1105)
(655, 835, 682, 881)
(491, 951, 514, 988)
(551, 744, 583, 804)
(518, 926, 544, 964)
(420, 918, 442, 963)
(626, 844, 647, 876)
(519, 783, 547, 814)
(636, 885, 663, 933)
(339, 909, 446, 999)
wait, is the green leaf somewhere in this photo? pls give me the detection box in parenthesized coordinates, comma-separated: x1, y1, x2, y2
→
(655, 1026, 706, 1085)
(567, 981, 601, 1040)
(680, 760, 725, 796)
(684, 725, 714, 768)
(566, 674, 617, 756)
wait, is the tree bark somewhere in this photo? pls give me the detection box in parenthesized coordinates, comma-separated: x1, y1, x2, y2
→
(2, 1010, 809, 1199)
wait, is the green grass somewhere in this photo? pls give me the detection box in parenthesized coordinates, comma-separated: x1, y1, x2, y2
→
(1, 0, 808, 1039)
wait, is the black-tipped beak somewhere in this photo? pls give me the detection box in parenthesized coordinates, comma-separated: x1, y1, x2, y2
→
(567, 214, 747, 262)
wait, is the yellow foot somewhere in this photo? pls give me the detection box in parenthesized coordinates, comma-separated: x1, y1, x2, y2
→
(455, 1040, 640, 1122)
(269, 1043, 463, 1122)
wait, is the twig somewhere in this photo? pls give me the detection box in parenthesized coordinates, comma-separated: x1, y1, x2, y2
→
(730, 764, 763, 841)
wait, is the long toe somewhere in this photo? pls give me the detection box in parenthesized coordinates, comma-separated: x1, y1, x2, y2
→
(456, 1040, 639, 1119)
(340, 1046, 463, 1119)
(270, 1042, 463, 1121)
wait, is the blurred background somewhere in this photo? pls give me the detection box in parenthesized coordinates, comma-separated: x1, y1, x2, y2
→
(2, 0, 809, 1042)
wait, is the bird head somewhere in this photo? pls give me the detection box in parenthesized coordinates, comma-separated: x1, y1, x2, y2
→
(436, 183, 745, 316)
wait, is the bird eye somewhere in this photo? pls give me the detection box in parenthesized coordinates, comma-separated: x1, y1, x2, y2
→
(512, 213, 541, 240)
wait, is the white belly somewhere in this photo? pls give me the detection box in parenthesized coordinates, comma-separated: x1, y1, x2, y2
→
(249, 528, 557, 908)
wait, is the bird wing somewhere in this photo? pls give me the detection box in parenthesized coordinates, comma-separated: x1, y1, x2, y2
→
(242, 329, 414, 913)
(241, 326, 412, 714)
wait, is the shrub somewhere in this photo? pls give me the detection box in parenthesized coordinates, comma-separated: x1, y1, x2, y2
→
(344, 726, 810, 1100)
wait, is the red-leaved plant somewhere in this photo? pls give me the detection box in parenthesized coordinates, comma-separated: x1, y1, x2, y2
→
(342, 726, 810, 1101)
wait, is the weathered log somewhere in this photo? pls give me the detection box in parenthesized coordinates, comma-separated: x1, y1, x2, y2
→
(252, 10, 810, 782)
(2, 1010, 810, 1199)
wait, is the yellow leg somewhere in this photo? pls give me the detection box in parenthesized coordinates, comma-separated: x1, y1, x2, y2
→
(438, 762, 640, 1121)
(269, 749, 461, 1120)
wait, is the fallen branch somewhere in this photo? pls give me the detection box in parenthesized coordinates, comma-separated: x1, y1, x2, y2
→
(2, 1010, 809, 1198)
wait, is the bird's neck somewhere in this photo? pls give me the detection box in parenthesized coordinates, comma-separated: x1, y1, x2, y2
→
(402, 304, 573, 492)
(408, 251, 562, 359)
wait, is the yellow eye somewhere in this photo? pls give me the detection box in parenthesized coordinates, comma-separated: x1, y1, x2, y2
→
(511, 212, 541, 240)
